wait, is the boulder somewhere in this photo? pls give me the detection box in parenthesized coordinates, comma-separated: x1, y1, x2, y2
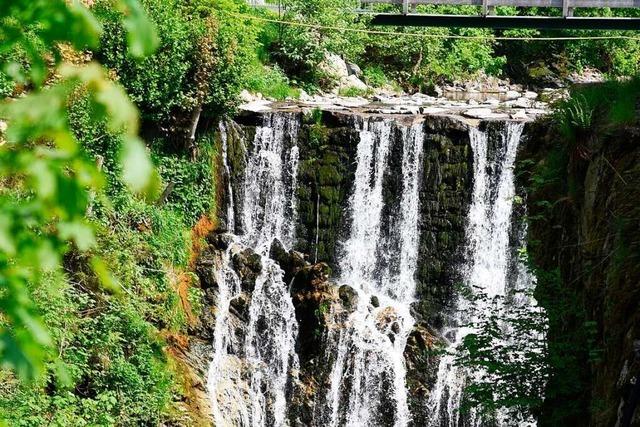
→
(513, 97, 532, 108)
(270, 238, 308, 285)
(346, 61, 362, 77)
(505, 90, 521, 100)
(239, 89, 254, 103)
(510, 110, 528, 120)
(319, 52, 349, 80)
(229, 293, 250, 321)
(232, 248, 262, 292)
(462, 108, 493, 119)
(340, 74, 368, 91)
(339, 285, 359, 311)
(299, 89, 313, 102)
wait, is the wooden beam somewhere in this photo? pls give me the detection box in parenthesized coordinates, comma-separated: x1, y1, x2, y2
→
(370, 14, 640, 30)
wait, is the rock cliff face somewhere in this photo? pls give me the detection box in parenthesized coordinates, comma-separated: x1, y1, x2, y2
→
(189, 108, 585, 426)
(230, 110, 478, 324)
(519, 119, 640, 426)
(199, 109, 486, 423)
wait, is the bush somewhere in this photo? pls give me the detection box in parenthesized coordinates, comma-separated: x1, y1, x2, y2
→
(94, 0, 258, 131)
(245, 63, 300, 100)
(338, 86, 369, 97)
(362, 66, 388, 88)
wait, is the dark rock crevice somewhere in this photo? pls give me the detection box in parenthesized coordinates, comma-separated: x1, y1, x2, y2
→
(518, 119, 640, 427)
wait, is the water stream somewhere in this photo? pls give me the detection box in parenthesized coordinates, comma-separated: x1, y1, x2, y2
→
(426, 122, 534, 427)
(325, 118, 424, 427)
(207, 113, 300, 427)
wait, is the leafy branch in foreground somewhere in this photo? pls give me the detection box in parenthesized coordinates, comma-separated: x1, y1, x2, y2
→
(0, 0, 157, 380)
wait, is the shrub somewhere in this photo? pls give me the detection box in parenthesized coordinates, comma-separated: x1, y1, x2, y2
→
(362, 66, 388, 88)
(245, 63, 300, 100)
(94, 0, 259, 132)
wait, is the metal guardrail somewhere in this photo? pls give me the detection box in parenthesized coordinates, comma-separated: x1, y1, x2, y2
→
(361, 0, 640, 17)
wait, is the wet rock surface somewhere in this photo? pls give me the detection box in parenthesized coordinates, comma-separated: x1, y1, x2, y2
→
(519, 119, 640, 426)
(237, 87, 552, 124)
(188, 232, 365, 425)
(404, 323, 442, 425)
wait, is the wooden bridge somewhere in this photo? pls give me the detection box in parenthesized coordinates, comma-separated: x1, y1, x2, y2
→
(363, 0, 640, 30)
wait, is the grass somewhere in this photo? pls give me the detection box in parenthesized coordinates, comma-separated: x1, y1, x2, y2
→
(338, 86, 371, 97)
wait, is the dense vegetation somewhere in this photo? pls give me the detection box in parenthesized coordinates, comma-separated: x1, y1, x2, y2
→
(0, 0, 225, 424)
(453, 78, 640, 424)
(248, 1, 640, 93)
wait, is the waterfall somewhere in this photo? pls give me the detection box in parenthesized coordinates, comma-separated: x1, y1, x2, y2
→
(325, 118, 425, 426)
(207, 113, 300, 427)
(219, 122, 236, 232)
(210, 111, 542, 427)
(426, 122, 533, 426)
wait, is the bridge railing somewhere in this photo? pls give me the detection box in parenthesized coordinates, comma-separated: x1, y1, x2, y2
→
(360, 0, 640, 17)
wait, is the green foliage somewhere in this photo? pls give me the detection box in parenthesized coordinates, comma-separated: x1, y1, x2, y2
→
(338, 86, 369, 97)
(554, 79, 640, 168)
(94, 0, 259, 129)
(252, 3, 640, 90)
(556, 94, 594, 142)
(0, 0, 157, 381)
(153, 136, 217, 225)
(261, 0, 365, 86)
(362, 66, 389, 88)
(455, 285, 548, 422)
(245, 63, 300, 100)
(0, 229, 182, 425)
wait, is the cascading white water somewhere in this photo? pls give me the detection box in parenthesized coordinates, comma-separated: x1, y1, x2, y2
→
(242, 114, 299, 251)
(207, 113, 300, 427)
(427, 122, 530, 427)
(326, 118, 425, 427)
(219, 122, 236, 232)
(212, 112, 541, 427)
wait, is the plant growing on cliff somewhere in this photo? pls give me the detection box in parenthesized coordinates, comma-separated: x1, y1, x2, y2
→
(455, 285, 549, 421)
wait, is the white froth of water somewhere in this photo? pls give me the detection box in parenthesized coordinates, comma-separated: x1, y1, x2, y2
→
(427, 122, 530, 427)
(327, 119, 424, 427)
(219, 121, 236, 233)
(208, 113, 300, 427)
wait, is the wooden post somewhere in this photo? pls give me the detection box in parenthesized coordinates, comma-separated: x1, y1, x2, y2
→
(482, 0, 488, 16)
(156, 182, 176, 206)
(563, 0, 570, 17)
(403, 0, 409, 15)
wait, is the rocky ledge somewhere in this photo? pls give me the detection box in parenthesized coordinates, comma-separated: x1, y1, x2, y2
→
(239, 88, 558, 123)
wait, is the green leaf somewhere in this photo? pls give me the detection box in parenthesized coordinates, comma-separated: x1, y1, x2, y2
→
(91, 256, 120, 293)
(15, 307, 52, 347)
(0, 214, 16, 255)
(120, 0, 159, 58)
(120, 136, 153, 193)
(27, 159, 57, 199)
(58, 220, 96, 251)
